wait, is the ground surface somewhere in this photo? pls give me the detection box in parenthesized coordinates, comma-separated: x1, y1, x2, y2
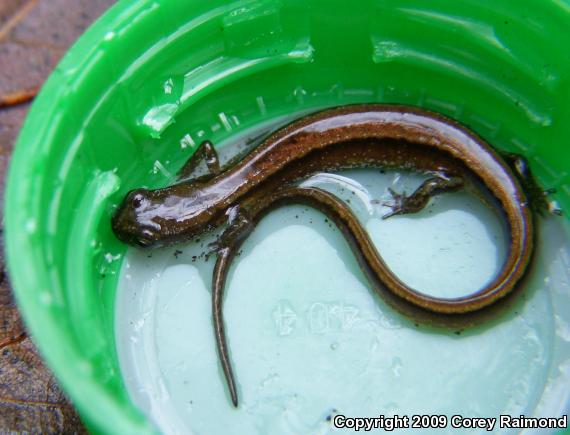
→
(0, 1, 115, 432)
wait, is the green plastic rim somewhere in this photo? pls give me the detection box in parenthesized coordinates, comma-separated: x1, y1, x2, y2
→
(5, 0, 570, 433)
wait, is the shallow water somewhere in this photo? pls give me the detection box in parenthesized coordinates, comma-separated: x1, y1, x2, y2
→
(114, 128, 570, 435)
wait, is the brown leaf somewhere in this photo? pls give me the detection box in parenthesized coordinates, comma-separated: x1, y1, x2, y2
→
(0, 337, 88, 434)
(0, 1, 28, 26)
(0, 86, 38, 108)
(0, 0, 37, 42)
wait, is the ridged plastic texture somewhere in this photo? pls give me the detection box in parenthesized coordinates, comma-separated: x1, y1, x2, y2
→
(4, 0, 570, 433)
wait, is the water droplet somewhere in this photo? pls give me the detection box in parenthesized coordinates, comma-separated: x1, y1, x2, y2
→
(163, 78, 174, 95)
(180, 134, 195, 149)
(25, 218, 37, 233)
(39, 290, 53, 305)
(152, 160, 172, 178)
(104, 31, 116, 41)
(104, 252, 122, 263)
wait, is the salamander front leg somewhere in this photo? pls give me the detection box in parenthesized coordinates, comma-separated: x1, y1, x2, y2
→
(177, 140, 221, 182)
(211, 209, 254, 407)
(381, 175, 464, 219)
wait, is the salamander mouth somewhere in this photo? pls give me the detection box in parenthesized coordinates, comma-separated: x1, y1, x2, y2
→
(112, 226, 158, 248)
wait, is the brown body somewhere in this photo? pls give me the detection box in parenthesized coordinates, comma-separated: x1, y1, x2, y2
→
(112, 104, 535, 406)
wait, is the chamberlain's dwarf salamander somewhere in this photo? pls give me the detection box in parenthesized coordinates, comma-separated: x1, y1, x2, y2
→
(112, 104, 555, 407)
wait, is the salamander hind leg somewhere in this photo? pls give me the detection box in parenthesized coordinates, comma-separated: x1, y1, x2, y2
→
(381, 175, 464, 219)
(499, 151, 562, 216)
(209, 206, 254, 253)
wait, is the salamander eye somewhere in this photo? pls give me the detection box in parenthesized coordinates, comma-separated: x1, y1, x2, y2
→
(132, 193, 145, 209)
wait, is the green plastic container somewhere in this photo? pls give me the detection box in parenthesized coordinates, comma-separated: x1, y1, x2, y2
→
(5, 0, 570, 433)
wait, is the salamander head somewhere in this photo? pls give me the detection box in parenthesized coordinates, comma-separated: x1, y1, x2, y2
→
(112, 185, 215, 248)
(112, 188, 163, 247)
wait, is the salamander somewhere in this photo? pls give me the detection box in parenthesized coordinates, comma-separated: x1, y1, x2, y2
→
(112, 104, 542, 407)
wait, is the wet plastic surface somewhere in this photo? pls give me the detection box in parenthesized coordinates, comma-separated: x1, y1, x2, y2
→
(0, 1, 113, 433)
(4, 0, 570, 433)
